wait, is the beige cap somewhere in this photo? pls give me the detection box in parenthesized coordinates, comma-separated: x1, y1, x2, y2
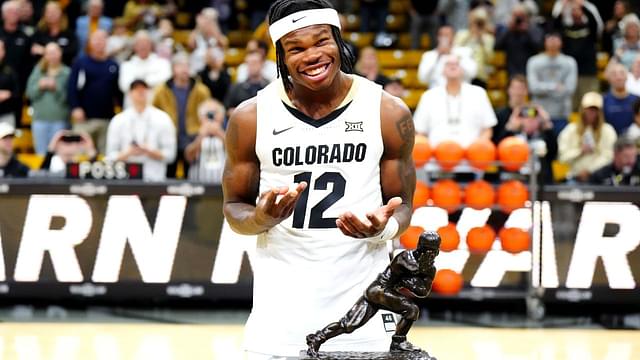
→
(581, 91, 603, 109)
(0, 122, 15, 139)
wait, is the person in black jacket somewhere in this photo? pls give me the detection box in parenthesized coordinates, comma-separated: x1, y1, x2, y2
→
(0, 39, 21, 127)
(0, 122, 29, 177)
(198, 46, 231, 104)
(496, 103, 558, 184)
(494, 4, 543, 77)
(589, 136, 640, 185)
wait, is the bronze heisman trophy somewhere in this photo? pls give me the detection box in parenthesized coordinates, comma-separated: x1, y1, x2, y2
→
(303, 231, 441, 360)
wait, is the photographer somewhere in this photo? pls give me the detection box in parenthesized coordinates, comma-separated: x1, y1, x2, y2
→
(184, 99, 225, 183)
(495, 4, 543, 77)
(40, 130, 97, 174)
(453, 7, 494, 87)
(497, 104, 558, 184)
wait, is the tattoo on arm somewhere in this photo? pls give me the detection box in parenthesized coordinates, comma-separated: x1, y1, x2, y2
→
(395, 112, 416, 205)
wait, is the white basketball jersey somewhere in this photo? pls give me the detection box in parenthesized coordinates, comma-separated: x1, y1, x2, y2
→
(245, 75, 394, 356)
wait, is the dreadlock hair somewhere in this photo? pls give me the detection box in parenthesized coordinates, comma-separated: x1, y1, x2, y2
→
(267, 0, 355, 91)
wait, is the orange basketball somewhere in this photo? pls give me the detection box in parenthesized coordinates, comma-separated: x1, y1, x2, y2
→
(399, 225, 424, 249)
(497, 180, 529, 213)
(466, 139, 496, 170)
(432, 269, 464, 295)
(499, 227, 531, 253)
(497, 136, 529, 171)
(434, 140, 465, 171)
(464, 180, 495, 210)
(437, 222, 460, 252)
(413, 135, 432, 167)
(431, 179, 462, 213)
(413, 180, 430, 209)
(466, 225, 496, 254)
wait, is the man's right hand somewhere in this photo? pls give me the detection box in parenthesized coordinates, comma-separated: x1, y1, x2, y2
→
(71, 108, 86, 123)
(254, 182, 308, 229)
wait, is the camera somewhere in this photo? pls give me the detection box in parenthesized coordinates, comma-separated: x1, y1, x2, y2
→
(61, 133, 83, 143)
(514, 16, 525, 26)
(206, 111, 216, 122)
(519, 107, 538, 118)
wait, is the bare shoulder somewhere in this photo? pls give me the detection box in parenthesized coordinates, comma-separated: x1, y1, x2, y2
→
(226, 97, 258, 161)
(380, 91, 414, 153)
(228, 97, 258, 126)
(380, 91, 412, 123)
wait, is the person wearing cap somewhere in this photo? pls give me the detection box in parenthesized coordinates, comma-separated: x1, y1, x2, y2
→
(105, 79, 176, 181)
(526, 31, 578, 136)
(0, 122, 29, 178)
(222, 0, 416, 357)
(558, 91, 618, 182)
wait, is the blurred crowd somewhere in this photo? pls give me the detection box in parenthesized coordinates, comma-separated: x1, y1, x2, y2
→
(0, 0, 639, 186)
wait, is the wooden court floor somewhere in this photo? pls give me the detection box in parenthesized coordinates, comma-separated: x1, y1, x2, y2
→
(1, 323, 639, 359)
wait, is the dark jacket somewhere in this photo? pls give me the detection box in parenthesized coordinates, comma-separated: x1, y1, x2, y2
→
(589, 156, 640, 186)
(68, 54, 121, 119)
(1, 155, 30, 178)
(554, 5, 599, 76)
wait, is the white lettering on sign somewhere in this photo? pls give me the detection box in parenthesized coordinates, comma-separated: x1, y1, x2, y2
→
(91, 196, 186, 283)
(566, 202, 640, 289)
(211, 219, 256, 284)
(14, 195, 92, 282)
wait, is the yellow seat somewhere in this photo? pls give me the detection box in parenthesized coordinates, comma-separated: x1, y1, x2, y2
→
(17, 153, 44, 169)
(21, 105, 32, 126)
(385, 14, 407, 32)
(597, 52, 609, 70)
(389, 0, 408, 14)
(404, 50, 423, 68)
(172, 30, 190, 48)
(568, 112, 580, 123)
(225, 48, 246, 67)
(344, 32, 374, 48)
(227, 31, 253, 47)
(397, 33, 430, 49)
(552, 160, 571, 182)
(345, 14, 360, 32)
(488, 90, 507, 108)
(378, 49, 406, 68)
(402, 89, 424, 110)
(490, 51, 506, 68)
(13, 128, 33, 153)
(382, 68, 424, 89)
(487, 70, 508, 90)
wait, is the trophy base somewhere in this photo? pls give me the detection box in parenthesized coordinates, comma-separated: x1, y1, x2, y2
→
(298, 350, 436, 360)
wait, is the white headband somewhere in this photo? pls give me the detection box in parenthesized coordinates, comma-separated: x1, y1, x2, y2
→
(269, 8, 341, 45)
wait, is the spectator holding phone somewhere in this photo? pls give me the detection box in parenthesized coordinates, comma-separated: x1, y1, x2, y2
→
(40, 129, 97, 173)
(558, 92, 618, 182)
(106, 79, 176, 182)
(26, 42, 70, 155)
(184, 99, 226, 183)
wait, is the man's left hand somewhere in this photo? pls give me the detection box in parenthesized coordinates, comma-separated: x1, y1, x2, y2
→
(336, 197, 402, 238)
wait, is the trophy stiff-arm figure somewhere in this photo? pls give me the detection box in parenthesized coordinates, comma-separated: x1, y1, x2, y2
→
(304, 231, 441, 360)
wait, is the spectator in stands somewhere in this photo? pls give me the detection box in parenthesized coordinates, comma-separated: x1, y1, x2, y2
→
(26, 42, 70, 155)
(417, 25, 477, 88)
(409, 0, 439, 50)
(359, 0, 388, 34)
(493, 75, 529, 144)
(589, 136, 640, 185)
(494, 4, 543, 77)
(118, 30, 171, 108)
(236, 39, 277, 84)
(188, 8, 228, 75)
(151, 18, 176, 60)
(499, 103, 557, 184)
(17, 0, 36, 37)
(0, 39, 21, 127)
(0, 0, 33, 94)
(106, 79, 176, 182)
(414, 54, 497, 147)
(624, 98, 640, 145)
(75, 0, 113, 57)
(338, 13, 358, 60)
(526, 31, 578, 136)
(613, 14, 640, 70)
(69, 30, 120, 154)
(152, 52, 211, 179)
(106, 18, 132, 64)
(122, 0, 175, 31)
(494, 0, 538, 34)
(558, 92, 617, 182)
(39, 129, 97, 173)
(453, 7, 494, 88)
(553, 0, 601, 113)
(602, 0, 630, 55)
(626, 54, 640, 96)
(246, 0, 271, 31)
(383, 77, 407, 98)
(198, 47, 231, 104)
(604, 62, 639, 134)
(31, 1, 78, 66)
(355, 46, 390, 87)
(185, 99, 226, 183)
(0, 122, 29, 177)
(224, 51, 268, 117)
(438, 0, 469, 32)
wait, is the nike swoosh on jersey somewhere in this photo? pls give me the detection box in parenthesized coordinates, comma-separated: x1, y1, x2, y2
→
(273, 126, 294, 135)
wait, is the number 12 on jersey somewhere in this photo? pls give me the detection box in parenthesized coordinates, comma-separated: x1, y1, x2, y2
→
(292, 171, 346, 229)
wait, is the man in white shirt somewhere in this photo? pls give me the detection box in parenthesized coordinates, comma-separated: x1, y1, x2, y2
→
(118, 30, 172, 107)
(417, 25, 477, 88)
(106, 79, 176, 181)
(413, 54, 497, 147)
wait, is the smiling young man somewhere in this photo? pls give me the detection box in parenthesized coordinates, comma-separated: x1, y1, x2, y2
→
(222, 0, 416, 358)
